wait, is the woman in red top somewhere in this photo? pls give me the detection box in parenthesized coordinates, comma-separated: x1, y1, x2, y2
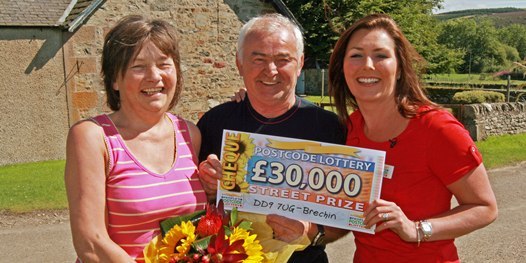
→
(329, 14, 497, 262)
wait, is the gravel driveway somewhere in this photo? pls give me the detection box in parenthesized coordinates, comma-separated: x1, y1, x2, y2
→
(1, 162, 525, 263)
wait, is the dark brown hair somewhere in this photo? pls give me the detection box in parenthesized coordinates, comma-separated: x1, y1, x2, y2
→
(328, 13, 437, 124)
(101, 15, 183, 111)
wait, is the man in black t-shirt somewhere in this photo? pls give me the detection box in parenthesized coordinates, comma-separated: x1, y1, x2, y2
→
(197, 13, 347, 263)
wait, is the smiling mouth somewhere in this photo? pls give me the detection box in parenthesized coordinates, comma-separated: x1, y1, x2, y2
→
(357, 78, 380, 84)
(260, 80, 279, 86)
(142, 87, 164, 95)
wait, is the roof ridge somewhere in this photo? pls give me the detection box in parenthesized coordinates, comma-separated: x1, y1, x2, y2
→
(58, 0, 78, 25)
(0, 0, 102, 29)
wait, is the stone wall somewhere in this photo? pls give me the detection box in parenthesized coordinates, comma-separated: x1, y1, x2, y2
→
(0, 0, 279, 165)
(449, 103, 526, 141)
(65, 0, 277, 123)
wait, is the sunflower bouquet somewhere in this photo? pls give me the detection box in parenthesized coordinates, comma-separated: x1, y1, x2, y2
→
(144, 200, 265, 263)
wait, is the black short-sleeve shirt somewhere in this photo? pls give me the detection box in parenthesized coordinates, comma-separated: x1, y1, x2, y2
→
(198, 96, 346, 162)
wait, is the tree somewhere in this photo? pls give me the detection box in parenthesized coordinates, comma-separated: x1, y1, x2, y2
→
(284, 0, 453, 72)
(388, 1, 462, 73)
(438, 18, 518, 73)
(498, 24, 526, 60)
(282, 0, 342, 68)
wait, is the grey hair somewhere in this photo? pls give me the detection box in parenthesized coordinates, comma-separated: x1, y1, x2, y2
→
(236, 13, 304, 61)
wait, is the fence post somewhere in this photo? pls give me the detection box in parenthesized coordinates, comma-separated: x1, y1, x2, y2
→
(321, 68, 325, 99)
(507, 74, 511, 102)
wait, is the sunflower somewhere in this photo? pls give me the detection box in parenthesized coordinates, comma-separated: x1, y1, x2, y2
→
(157, 221, 196, 262)
(229, 133, 256, 193)
(176, 221, 197, 254)
(235, 169, 250, 193)
(229, 227, 264, 263)
(237, 133, 256, 161)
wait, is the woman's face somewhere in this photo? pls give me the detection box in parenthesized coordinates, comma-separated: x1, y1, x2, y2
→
(343, 28, 399, 106)
(114, 40, 177, 114)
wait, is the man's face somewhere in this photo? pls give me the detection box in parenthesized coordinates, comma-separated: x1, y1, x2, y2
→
(236, 29, 304, 112)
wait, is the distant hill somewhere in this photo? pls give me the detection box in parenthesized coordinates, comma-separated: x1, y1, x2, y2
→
(435, 7, 526, 27)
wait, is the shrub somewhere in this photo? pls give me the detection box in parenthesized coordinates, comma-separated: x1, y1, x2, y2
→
(426, 87, 469, 104)
(452, 90, 505, 104)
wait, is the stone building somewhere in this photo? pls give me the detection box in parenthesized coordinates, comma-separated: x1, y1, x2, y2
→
(0, 0, 298, 165)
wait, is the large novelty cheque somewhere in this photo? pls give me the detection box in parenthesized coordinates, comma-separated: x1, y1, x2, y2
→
(217, 130, 386, 234)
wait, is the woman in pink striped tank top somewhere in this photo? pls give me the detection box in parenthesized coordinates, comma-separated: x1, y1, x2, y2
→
(65, 15, 208, 262)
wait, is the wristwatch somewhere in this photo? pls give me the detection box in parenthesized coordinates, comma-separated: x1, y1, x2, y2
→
(311, 224, 325, 246)
(419, 220, 433, 241)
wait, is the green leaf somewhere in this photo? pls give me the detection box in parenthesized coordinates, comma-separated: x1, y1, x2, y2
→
(230, 207, 238, 226)
(192, 235, 212, 252)
(224, 225, 234, 236)
(237, 220, 253, 231)
(160, 210, 206, 236)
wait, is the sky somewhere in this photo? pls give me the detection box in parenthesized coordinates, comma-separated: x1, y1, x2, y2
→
(435, 0, 526, 13)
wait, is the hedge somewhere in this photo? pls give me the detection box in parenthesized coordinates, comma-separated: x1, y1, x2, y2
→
(451, 90, 506, 104)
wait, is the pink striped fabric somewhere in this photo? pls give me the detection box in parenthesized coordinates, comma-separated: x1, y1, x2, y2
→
(90, 113, 207, 262)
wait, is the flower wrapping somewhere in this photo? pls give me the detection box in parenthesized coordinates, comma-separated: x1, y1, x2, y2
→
(236, 212, 311, 262)
(143, 200, 310, 263)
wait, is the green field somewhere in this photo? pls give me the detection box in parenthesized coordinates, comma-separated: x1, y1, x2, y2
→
(0, 160, 67, 212)
(424, 73, 526, 86)
(477, 133, 526, 169)
(1, 132, 524, 212)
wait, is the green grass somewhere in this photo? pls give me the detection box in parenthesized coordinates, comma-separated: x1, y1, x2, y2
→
(476, 133, 526, 169)
(0, 132, 524, 212)
(304, 95, 333, 104)
(424, 73, 526, 86)
(303, 95, 338, 112)
(0, 160, 67, 212)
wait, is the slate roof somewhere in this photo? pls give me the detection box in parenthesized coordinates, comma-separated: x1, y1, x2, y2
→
(0, 0, 104, 31)
(0, 0, 298, 32)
